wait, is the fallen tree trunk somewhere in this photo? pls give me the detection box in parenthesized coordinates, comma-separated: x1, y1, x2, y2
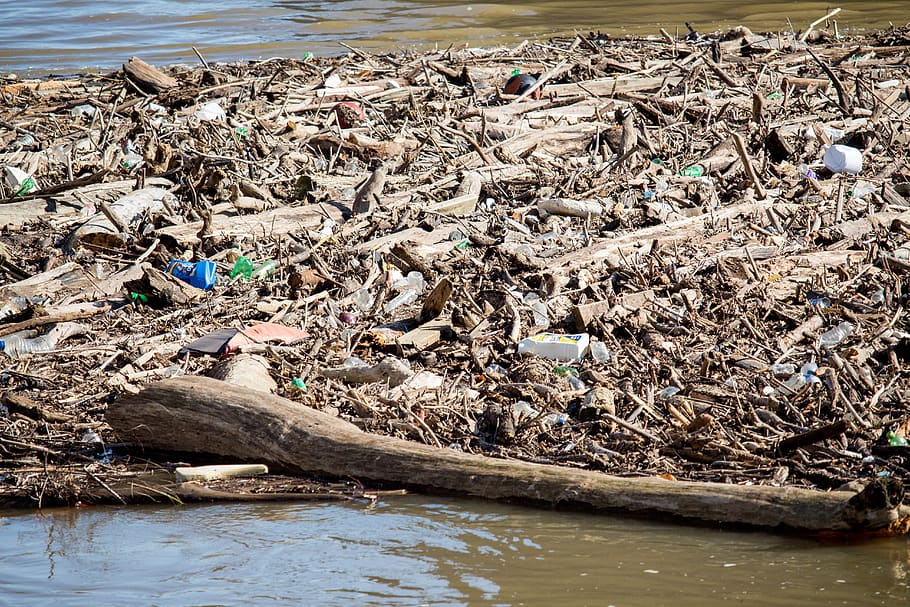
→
(107, 376, 910, 534)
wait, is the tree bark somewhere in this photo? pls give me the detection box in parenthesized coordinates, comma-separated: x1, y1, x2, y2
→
(107, 376, 910, 534)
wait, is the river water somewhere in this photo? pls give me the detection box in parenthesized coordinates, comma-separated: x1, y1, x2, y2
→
(1, 1, 909, 74)
(2, 495, 909, 606)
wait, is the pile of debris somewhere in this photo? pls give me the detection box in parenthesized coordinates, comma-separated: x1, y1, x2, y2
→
(1, 18, 909, 522)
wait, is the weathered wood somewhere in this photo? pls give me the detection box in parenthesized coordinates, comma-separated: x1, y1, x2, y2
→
(778, 420, 849, 454)
(75, 187, 174, 249)
(156, 203, 345, 248)
(352, 161, 391, 214)
(538, 197, 604, 218)
(123, 56, 179, 94)
(206, 353, 277, 393)
(419, 277, 453, 322)
(107, 377, 910, 534)
(0, 306, 109, 338)
(571, 300, 612, 331)
(428, 171, 481, 216)
(397, 317, 453, 351)
(318, 356, 413, 386)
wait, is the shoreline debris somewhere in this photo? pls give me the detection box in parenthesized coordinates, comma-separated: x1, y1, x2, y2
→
(1, 18, 910, 533)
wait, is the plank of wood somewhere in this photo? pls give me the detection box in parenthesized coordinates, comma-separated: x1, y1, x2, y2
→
(397, 317, 453, 351)
(420, 277, 453, 322)
(551, 199, 777, 271)
(571, 300, 612, 331)
(107, 376, 910, 534)
(156, 203, 345, 248)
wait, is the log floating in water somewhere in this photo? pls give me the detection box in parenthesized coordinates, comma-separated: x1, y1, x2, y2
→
(107, 376, 910, 535)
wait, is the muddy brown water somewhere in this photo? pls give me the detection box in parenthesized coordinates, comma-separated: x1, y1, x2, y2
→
(1, 1, 908, 74)
(2, 495, 909, 606)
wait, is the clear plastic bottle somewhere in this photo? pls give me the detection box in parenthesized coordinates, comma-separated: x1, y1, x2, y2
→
(818, 321, 854, 347)
(384, 289, 419, 312)
(0, 323, 86, 359)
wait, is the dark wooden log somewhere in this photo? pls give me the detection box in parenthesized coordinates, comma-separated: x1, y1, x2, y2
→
(107, 376, 910, 534)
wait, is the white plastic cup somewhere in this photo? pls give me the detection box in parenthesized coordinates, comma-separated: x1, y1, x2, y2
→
(824, 144, 863, 174)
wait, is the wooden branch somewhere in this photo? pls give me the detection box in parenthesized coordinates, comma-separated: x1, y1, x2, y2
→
(352, 161, 391, 214)
(0, 306, 109, 338)
(807, 48, 852, 116)
(732, 132, 767, 200)
(106, 377, 910, 534)
(778, 419, 848, 454)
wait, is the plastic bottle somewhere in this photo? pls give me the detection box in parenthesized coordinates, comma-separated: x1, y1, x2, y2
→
(0, 323, 87, 359)
(384, 289, 419, 312)
(781, 362, 820, 394)
(353, 288, 374, 312)
(512, 400, 539, 420)
(392, 271, 424, 293)
(818, 321, 853, 347)
(823, 144, 863, 174)
(251, 259, 277, 279)
(543, 412, 568, 427)
(517, 332, 590, 361)
(484, 364, 509, 379)
(195, 102, 226, 122)
(230, 256, 254, 279)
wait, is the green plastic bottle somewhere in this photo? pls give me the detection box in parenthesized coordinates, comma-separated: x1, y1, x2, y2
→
(230, 256, 254, 280)
(252, 260, 277, 279)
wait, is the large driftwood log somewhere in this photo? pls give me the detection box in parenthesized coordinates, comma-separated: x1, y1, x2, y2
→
(107, 376, 910, 534)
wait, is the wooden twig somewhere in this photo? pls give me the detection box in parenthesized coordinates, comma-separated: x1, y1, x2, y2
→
(799, 7, 842, 43)
(731, 133, 767, 199)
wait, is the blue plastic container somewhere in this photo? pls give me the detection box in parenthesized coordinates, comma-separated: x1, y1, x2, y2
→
(166, 259, 217, 290)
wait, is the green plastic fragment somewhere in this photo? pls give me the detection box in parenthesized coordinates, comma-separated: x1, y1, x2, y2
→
(553, 365, 579, 377)
(130, 292, 148, 303)
(292, 378, 307, 390)
(14, 177, 36, 197)
(679, 165, 704, 178)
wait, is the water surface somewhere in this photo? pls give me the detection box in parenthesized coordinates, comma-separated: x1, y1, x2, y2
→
(2, 496, 909, 606)
(2, 1, 909, 74)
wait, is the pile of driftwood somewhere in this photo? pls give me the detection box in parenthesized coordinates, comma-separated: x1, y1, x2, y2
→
(2, 16, 910, 533)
